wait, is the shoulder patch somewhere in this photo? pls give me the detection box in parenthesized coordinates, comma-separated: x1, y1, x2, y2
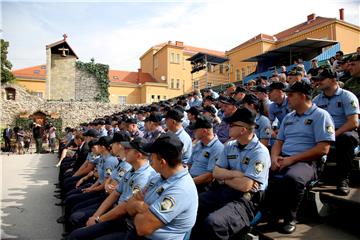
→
(132, 185, 141, 194)
(265, 127, 271, 135)
(326, 125, 334, 134)
(106, 168, 112, 175)
(351, 100, 357, 108)
(255, 161, 264, 174)
(118, 168, 126, 177)
(160, 196, 175, 212)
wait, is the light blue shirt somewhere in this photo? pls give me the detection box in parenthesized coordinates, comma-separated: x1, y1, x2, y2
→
(110, 158, 132, 184)
(313, 87, 360, 129)
(97, 154, 118, 184)
(116, 161, 157, 204)
(98, 127, 108, 137)
(255, 114, 272, 141)
(214, 121, 229, 143)
(216, 135, 271, 190)
(277, 104, 336, 156)
(189, 136, 224, 177)
(143, 168, 198, 240)
(268, 97, 291, 125)
(172, 128, 192, 164)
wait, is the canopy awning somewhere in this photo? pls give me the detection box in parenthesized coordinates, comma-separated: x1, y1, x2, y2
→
(187, 52, 229, 64)
(243, 38, 338, 62)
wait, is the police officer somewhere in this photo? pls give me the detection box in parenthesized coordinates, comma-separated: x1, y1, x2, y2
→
(233, 86, 247, 102)
(270, 81, 335, 233)
(67, 137, 156, 240)
(165, 109, 192, 164)
(188, 115, 224, 192)
(202, 105, 221, 128)
(143, 113, 165, 143)
(268, 82, 291, 125)
(96, 120, 108, 137)
(214, 96, 238, 143)
(312, 67, 359, 195)
(192, 107, 271, 240)
(125, 118, 144, 138)
(243, 93, 272, 147)
(185, 106, 201, 139)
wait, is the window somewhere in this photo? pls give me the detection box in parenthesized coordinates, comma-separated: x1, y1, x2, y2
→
(41, 65, 46, 69)
(113, 76, 119, 80)
(176, 79, 180, 89)
(163, 96, 167, 100)
(236, 69, 240, 81)
(193, 80, 199, 89)
(118, 96, 127, 105)
(34, 70, 40, 74)
(241, 68, 246, 79)
(170, 53, 175, 63)
(247, 66, 252, 75)
(33, 92, 43, 98)
(176, 54, 180, 63)
(219, 64, 224, 74)
(157, 95, 161, 100)
(171, 79, 174, 88)
(5, 87, 16, 100)
(207, 82, 212, 87)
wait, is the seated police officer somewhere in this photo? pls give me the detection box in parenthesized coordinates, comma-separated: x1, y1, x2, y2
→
(66, 137, 156, 240)
(188, 115, 224, 192)
(269, 81, 335, 233)
(312, 67, 359, 195)
(191, 107, 270, 240)
(107, 133, 198, 240)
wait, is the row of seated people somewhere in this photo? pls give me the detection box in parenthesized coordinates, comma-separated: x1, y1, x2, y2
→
(54, 61, 359, 239)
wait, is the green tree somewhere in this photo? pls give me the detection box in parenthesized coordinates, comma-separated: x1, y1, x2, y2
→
(1, 39, 16, 83)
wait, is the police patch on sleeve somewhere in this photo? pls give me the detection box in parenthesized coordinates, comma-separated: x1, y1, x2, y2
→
(160, 196, 175, 212)
(255, 161, 264, 174)
(132, 185, 141, 194)
(326, 125, 334, 134)
(106, 168, 112, 175)
(351, 100, 357, 108)
(265, 127, 271, 136)
(118, 168, 126, 177)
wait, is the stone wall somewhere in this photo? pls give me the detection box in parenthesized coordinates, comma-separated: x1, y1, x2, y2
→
(1, 84, 138, 129)
(75, 69, 101, 101)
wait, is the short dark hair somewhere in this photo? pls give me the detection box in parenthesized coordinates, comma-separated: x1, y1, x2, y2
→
(336, 51, 344, 56)
(154, 152, 182, 168)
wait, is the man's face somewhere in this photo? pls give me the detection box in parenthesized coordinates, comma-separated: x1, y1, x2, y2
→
(194, 128, 205, 140)
(127, 123, 137, 132)
(228, 121, 247, 139)
(223, 104, 236, 117)
(91, 145, 100, 155)
(349, 60, 360, 77)
(111, 142, 122, 156)
(287, 92, 303, 110)
(125, 148, 138, 164)
(268, 89, 281, 101)
(335, 53, 342, 60)
(316, 78, 333, 91)
(234, 92, 245, 101)
(150, 153, 162, 173)
(226, 87, 236, 96)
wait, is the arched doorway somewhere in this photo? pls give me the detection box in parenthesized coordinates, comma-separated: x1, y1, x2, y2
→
(31, 111, 47, 126)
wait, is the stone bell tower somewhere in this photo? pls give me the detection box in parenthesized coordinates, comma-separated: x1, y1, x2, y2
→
(45, 34, 79, 100)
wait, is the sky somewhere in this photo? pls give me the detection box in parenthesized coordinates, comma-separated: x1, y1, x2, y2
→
(1, 0, 359, 71)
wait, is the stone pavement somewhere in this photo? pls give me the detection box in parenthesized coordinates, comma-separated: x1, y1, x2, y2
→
(1, 152, 62, 240)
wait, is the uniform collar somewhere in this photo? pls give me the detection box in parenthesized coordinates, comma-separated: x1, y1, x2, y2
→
(174, 127, 184, 135)
(295, 103, 317, 116)
(165, 167, 188, 183)
(134, 161, 150, 174)
(238, 135, 259, 150)
(201, 135, 218, 148)
(277, 96, 288, 107)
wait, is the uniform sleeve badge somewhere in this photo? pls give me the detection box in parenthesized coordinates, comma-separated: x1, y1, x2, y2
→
(160, 196, 175, 212)
(132, 186, 141, 194)
(106, 168, 112, 175)
(118, 168, 125, 177)
(326, 125, 334, 134)
(156, 187, 164, 195)
(265, 128, 271, 136)
(351, 100, 357, 108)
(255, 161, 264, 174)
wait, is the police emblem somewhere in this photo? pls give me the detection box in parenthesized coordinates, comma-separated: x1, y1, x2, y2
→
(255, 162, 264, 174)
(106, 168, 112, 175)
(265, 127, 271, 135)
(242, 157, 250, 165)
(351, 100, 357, 108)
(243, 192, 252, 200)
(326, 125, 334, 134)
(304, 119, 313, 125)
(203, 151, 210, 158)
(156, 187, 164, 195)
(118, 168, 125, 177)
(160, 196, 175, 211)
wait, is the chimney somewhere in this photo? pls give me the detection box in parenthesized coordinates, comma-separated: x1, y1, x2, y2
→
(339, 8, 344, 21)
(307, 13, 316, 22)
(137, 68, 142, 84)
(167, 41, 172, 45)
(175, 41, 184, 47)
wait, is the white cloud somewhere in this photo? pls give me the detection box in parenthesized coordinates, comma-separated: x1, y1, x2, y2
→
(5, 0, 359, 71)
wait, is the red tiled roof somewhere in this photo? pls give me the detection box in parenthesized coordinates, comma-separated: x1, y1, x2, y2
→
(108, 70, 157, 85)
(228, 16, 336, 53)
(12, 65, 156, 85)
(12, 65, 46, 80)
(274, 16, 335, 40)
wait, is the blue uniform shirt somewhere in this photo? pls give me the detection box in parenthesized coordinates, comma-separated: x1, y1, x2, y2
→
(313, 87, 360, 129)
(269, 97, 291, 124)
(144, 127, 165, 143)
(116, 161, 157, 203)
(255, 114, 272, 141)
(98, 127, 108, 137)
(110, 158, 132, 184)
(277, 104, 336, 156)
(143, 168, 198, 240)
(216, 135, 271, 190)
(97, 154, 118, 184)
(172, 128, 192, 164)
(189, 136, 224, 177)
(87, 152, 101, 165)
(214, 121, 229, 143)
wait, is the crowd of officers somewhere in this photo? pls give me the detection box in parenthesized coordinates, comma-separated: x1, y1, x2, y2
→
(54, 53, 360, 240)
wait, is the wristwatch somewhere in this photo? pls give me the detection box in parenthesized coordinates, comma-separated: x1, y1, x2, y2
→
(95, 216, 100, 224)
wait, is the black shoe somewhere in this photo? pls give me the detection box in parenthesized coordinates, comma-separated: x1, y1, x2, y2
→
(57, 216, 66, 224)
(62, 232, 69, 237)
(55, 201, 64, 206)
(337, 179, 350, 196)
(54, 194, 61, 199)
(54, 189, 61, 193)
(280, 220, 296, 234)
